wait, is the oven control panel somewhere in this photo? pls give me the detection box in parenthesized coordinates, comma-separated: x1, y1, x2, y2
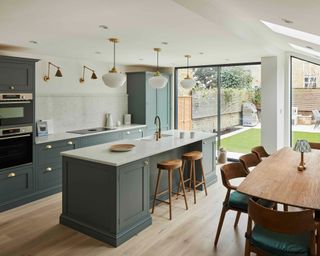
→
(0, 93, 33, 101)
(0, 126, 32, 137)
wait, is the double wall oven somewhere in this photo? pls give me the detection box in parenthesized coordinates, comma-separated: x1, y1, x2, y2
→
(0, 93, 33, 170)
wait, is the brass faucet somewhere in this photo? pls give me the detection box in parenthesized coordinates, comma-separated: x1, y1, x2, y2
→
(154, 115, 161, 140)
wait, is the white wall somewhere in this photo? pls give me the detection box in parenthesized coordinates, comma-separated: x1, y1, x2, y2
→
(261, 55, 285, 153)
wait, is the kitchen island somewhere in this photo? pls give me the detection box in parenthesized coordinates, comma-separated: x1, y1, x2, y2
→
(60, 130, 216, 247)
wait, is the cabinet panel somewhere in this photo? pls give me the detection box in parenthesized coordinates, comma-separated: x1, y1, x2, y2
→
(202, 137, 216, 177)
(122, 128, 144, 140)
(156, 74, 171, 131)
(118, 158, 149, 231)
(37, 163, 62, 191)
(36, 139, 77, 165)
(80, 132, 121, 147)
(0, 166, 33, 203)
(0, 62, 33, 92)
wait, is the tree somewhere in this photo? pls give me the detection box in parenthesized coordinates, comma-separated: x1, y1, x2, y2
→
(192, 66, 253, 89)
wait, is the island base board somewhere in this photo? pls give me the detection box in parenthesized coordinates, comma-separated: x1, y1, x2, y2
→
(60, 214, 152, 247)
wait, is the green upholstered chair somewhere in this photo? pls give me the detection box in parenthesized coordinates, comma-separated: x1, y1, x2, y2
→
(214, 162, 273, 246)
(245, 199, 317, 256)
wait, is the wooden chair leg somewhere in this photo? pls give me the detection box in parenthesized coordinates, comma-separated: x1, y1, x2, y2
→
(214, 206, 228, 246)
(192, 160, 197, 204)
(199, 159, 208, 196)
(168, 170, 172, 220)
(234, 211, 241, 228)
(151, 169, 161, 214)
(176, 160, 186, 199)
(244, 237, 251, 256)
(188, 160, 193, 192)
(178, 167, 188, 210)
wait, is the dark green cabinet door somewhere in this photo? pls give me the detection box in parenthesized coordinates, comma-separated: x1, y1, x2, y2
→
(156, 74, 171, 132)
(79, 132, 121, 147)
(145, 73, 157, 135)
(202, 137, 216, 177)
(37, 163, 62, 191)
(0, 166, 33, 203)
(122, 128, 144, 139)
(0, 61, 34, 92)
(118, 158, 150, 231)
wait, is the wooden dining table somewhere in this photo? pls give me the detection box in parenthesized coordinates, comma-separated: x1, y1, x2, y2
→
(237, 147, 320, 210)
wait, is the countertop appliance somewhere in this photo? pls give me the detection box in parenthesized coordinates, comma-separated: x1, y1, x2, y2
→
(0, 126, 33, 170)
(0, 93, 33, 126)
(105, 113, 114, 128)
(67, 127, 117, 135)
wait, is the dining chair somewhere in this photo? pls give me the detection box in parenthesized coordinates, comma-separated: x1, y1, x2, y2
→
(214, 163, 273, 246)
(239, 153, 261, 173)
(245, 199, 317, 256)
(251, 146, 270, 161)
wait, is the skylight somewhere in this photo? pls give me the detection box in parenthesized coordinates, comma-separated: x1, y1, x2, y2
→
(289, 43, 320, 58)
(261, 20, 320, 46)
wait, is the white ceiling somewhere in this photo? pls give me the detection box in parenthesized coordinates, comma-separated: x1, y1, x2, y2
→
(0, 0, 319, 66)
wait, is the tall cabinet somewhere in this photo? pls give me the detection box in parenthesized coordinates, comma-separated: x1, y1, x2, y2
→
(127, 72, 171, 136)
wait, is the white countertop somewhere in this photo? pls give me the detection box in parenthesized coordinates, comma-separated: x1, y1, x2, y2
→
(61, 130, 216, 166)
(35, 124, 147, 144)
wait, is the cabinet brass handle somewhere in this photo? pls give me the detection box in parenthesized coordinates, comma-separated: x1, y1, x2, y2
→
(10, 85, 15, 90)
(8, 172, 16, 178)
(67, 141, 73, 145)
(45, 167, 52, 172)
(45, 144, 52, 149)
(126, 131, 130, 135)
(144, 160, 149, 166)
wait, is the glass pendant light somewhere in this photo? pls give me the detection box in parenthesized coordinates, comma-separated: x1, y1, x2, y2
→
(180, 55, 196, 89)
(148, 48, 168, 89)
(102, 38, 126, 88)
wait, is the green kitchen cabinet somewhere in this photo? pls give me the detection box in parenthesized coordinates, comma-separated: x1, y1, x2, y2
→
(0, 56, 37, 92)
(121, 128, 145, 140)
(127, 72, 171, 136)
(79, 132, 121, 147)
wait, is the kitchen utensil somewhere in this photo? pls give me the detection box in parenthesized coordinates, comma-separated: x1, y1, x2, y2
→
(105, 113, 114, 128)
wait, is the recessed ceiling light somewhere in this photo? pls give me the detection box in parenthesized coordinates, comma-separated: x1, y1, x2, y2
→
(290, 43, 320, 57)
(261, 20, 320, 46)
(95, 51, 101, 54)
(282, 18, 293, 24)
(161, 42, 168, 45)
(306, 46, 313, 50)
(99, 25, 108, 30)
(138, 58, 144, 61)
(225, 58, 230, 61)
(29, 40, 38, 44)
(199, 52, 204, 55)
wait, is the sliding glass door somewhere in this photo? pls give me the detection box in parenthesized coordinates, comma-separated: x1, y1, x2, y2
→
(290, 57, 320, 145)
(175, 63, 261, 160)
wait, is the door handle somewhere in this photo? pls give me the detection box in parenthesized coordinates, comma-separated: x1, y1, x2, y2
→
(144, 160, 149, 166)
(45, 144, 52, 149)
(45, 167, 53, 172)
(67, 141, 73, 145)
(7, 172, 16, 178)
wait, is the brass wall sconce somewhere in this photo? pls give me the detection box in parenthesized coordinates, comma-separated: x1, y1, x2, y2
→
(79, 66, 97, 83)
(43, 62, 63, 81)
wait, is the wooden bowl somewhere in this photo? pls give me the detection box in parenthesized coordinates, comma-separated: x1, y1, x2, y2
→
(110, 144, 135, 152)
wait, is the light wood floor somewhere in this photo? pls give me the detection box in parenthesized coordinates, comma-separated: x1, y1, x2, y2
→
(0, 176, 249, 256)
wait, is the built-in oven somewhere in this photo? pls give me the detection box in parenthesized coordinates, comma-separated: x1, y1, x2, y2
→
(0, 93, 33, 126)
(0, 126, 33, 170)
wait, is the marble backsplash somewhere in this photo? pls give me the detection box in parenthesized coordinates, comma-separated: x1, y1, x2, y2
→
(35, 94, 128, 133)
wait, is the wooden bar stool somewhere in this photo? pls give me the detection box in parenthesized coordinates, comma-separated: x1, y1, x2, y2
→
(179, 151, 208, 204)
(151, 159, 188, 220)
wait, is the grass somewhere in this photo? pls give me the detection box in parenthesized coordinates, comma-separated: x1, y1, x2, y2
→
(220, 128, 320, 153)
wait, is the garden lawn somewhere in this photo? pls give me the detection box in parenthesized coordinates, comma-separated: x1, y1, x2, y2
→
(220, 128, 320, 153)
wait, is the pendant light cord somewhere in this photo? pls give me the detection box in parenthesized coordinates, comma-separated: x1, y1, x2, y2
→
(186, 56, 189, 77)
(113, 41, 116, 69)
(156, 50, 159, 72)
